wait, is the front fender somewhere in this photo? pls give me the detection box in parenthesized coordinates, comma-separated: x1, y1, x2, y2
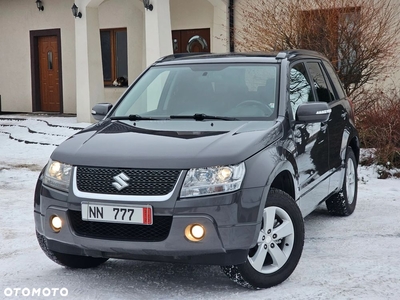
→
(242, 142, 299, 239)
(34, 166, 46, 212)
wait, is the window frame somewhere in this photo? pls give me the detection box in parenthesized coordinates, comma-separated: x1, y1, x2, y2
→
(100, 27, 128, 87)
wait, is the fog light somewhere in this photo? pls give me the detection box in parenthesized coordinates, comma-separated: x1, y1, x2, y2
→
(50, 215, 62, 232)
(185, 224, 205, 241)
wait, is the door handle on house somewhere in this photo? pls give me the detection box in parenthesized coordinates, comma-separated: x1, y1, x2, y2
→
(173, 39, 178, 52)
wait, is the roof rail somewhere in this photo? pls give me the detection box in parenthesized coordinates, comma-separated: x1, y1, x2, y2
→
(156, 52, 210, 62)
(276, 51, 287, 59)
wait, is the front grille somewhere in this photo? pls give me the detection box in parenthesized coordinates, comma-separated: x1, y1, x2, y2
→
(76, 167, 181, 196)
(68, 210, 172, 241)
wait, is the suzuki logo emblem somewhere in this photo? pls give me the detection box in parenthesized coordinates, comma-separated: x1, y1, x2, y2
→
(112, 172, 130, 191)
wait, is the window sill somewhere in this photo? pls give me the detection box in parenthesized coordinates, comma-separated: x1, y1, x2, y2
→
(104, 85, 128, 88)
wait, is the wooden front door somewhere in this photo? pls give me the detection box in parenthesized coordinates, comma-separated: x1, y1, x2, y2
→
(38, 36, 60, 112)
(172, 28, 210, 54)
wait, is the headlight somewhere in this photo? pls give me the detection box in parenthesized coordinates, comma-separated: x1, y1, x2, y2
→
(180, 162, 245, 198)
(43, 159, 72, 192)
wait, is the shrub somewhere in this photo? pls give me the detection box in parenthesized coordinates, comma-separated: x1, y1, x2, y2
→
(356, 87, 400, 170)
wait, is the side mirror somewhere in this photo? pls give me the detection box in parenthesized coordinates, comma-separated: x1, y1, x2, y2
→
(91, 103, 113, 121)
(295, 102, 331, 123)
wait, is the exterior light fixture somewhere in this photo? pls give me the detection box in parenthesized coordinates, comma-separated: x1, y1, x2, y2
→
(50, 215, 62, 233)
(71, 3, 82, 18)
(143, 0, 153, 11)
(185, 224, 206, 242)
(36, 0, 44, 11)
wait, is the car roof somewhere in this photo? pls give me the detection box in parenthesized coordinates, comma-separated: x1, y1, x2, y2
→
(153, 50, 327, 66)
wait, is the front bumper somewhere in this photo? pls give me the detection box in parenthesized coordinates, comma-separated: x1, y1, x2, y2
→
(34, 182, 264, 266)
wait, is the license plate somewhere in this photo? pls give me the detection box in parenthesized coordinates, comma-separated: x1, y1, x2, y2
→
(81, 202, 153, 225)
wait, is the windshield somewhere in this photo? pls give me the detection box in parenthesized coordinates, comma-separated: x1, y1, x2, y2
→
(113, 63, 279, 120)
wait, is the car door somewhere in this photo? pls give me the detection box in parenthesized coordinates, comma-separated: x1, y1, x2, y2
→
(289, 62, 330, 217)
(321, 61, 351, 193)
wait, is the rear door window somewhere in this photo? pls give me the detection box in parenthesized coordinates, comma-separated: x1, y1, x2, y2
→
(306, 62, 335, 103)
(322, 61, 347, 100)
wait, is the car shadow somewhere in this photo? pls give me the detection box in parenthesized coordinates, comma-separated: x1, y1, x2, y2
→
(46, 259, 251, 299)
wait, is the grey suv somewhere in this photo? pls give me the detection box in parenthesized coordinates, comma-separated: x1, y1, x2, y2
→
(34, 50, 359, 289)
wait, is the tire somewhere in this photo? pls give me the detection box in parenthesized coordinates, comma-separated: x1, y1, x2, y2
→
(221, 188, 304, 289)
(36, 231, 108, 269)
(326, 147, 358, 216)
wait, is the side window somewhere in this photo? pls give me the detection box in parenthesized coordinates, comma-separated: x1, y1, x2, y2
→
(306, 62, 335, 103)
(323, 61, 347, 100)
(290, 63, 313, 116)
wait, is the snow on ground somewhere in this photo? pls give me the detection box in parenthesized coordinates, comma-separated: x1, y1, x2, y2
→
(0, 115, 399, 300)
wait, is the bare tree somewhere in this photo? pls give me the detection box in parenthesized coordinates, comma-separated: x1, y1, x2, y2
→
(234, 0, 400, 111)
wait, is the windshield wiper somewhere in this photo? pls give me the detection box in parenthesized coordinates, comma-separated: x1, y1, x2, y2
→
(110, 114, 167, 121)
(169, 113, 238, 121)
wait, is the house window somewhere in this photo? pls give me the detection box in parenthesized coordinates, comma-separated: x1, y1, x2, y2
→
(100, 28, 128, 86)
(299, 7, 360, 72)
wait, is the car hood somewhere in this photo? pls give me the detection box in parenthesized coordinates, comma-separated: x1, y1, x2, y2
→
(51, 119, 282, 169)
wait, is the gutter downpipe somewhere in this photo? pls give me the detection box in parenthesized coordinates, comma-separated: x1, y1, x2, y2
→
(229, 0, 234, 52)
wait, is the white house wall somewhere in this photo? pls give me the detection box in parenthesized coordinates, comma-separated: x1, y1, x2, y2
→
(170, 0, 214, 31)
(0, 0, 230, 118)
(208, 0, 229, 53)
(0, 0, 76, 113)
(144, 0, 173, 66)
(74, 4, 104, 122)
(98, 0, 229, 106)
(170, 0, 228, 53)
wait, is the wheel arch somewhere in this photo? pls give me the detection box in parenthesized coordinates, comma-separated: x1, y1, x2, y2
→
(264, 147, 299, 203)
(258, 160, 299, 225)
(269, 170, 296, 201)
(349, 135, 360, 164)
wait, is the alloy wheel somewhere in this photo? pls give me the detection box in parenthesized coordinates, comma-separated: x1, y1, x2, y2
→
(346, 157, 356, 205)
(248, 206, 295, 274)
